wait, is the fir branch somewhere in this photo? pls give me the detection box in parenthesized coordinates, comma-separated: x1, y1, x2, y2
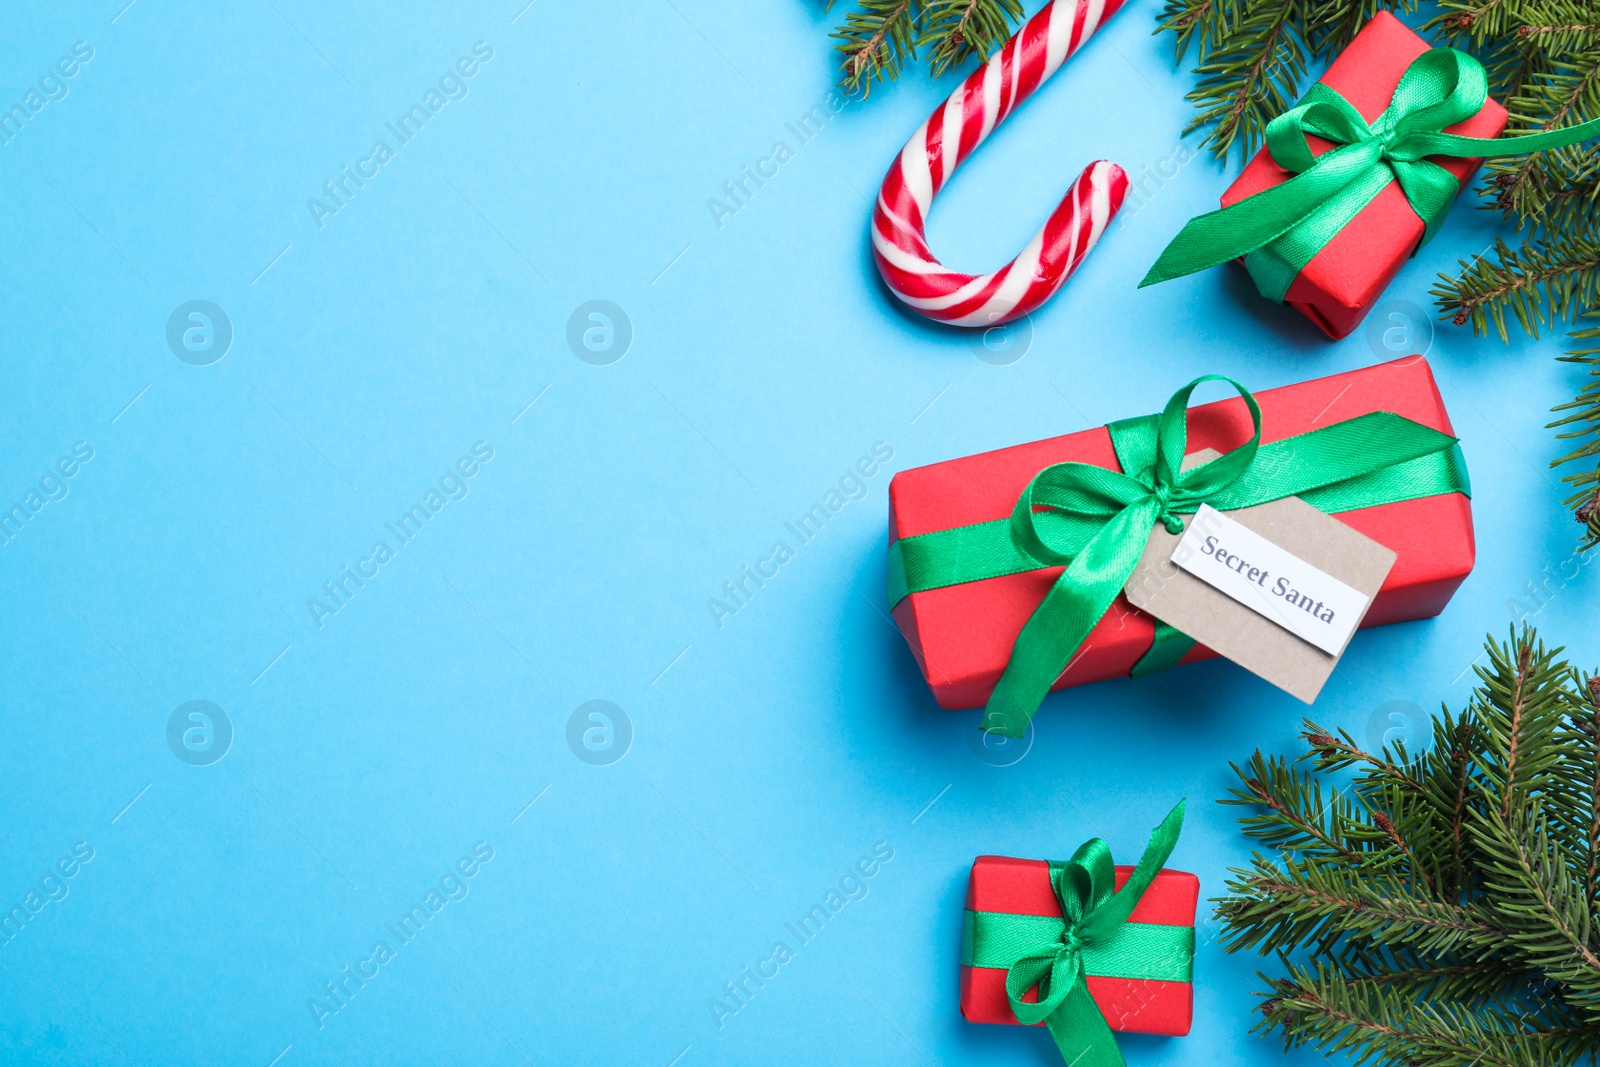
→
(1496, 170, 1600, 240)
(1471, 628, 1572, 820)
(1375, 808, 1439, 893)
(1260, 989, 1505, 1067)
(1179, 0, 1311, 160)
(1304, 721, 1415, 782)
(1591, 676, 1600, 899)
(1520, 52, 1600, 137)
(1590, 691, 1600, 906)
(1337, 953, 1536, 1011)
(1512, 1, 1600, 55)
(1484, 51, 1600, 226)
(918, 0, 1023, 79)
(1220, 856, 1509, 958)
(1519, 24, 1600, 50)
(1303, 717, 1486, 896)
(1303, 0, 1418, 61)
(1550, 666, 1600, 898)
(1481, 34, 1543, 104)
(830, 0, 922, 96)
(1336, 955, 1529, 1005)
(1259, 964, 1600, 1067)
(1446, 712, 1481, 900)
(1500, 636, 1534, 819)
(827, 0, 1023, 91)
(1469, 805, 1600, 1016)
(1431, 232, 1600, 341)
(1223, 752, 1369, 862)
(1431, 0, 1530, 44)
(1550, 312, 1600, 549)
(1220, 627, 1600, 1067)
(1569, 673, 1600, 905)
(1156, 0, 1223, 64)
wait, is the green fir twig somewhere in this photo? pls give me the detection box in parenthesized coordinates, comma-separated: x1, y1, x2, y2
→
(1549, 311, 1600, 548)
(830, 0, 923, 96)
(920, 0, 1024, 78)
(826, 0, 1024, 94)
(1430, 231, 1600, 340)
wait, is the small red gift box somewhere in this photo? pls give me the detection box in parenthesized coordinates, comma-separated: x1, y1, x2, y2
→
(961, 858, 1200, 1034)
(1221, 12, 1508, 339)
(886, 356, 1475, 710)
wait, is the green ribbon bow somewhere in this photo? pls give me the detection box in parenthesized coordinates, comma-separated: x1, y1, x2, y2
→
(962, 801, 1191, 1067)
(886, 376, 1470, 738)
(1140, 46, 1600, 295)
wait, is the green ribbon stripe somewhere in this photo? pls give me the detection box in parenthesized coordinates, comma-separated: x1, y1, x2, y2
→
(1140, 47, 1600, 296)
(969, 802, 1190, 1067)
(963, 912, 1194, 982)
(886, 418, 1468, 607)
(887, 379, 1468, 738)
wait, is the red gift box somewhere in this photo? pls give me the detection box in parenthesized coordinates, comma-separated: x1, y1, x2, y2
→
(887, 356, 1475, 710)
(961, 858, 1199, 1034)
(1221, 12, 1508, 339)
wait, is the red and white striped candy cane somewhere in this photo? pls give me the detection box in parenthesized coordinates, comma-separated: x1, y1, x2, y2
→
(872, 0, 1130, 327)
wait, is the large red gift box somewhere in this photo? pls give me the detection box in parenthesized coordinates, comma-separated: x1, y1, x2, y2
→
(886, 356, 1475, 710)
(1221, 12, 1508, 340)
(961, 857, 1200, 1034)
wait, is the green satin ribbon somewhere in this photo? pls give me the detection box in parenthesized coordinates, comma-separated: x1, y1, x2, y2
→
(962, 801, 1191, 1067)
(887, 377, 1470, 738)
(1140, 46, 1600, 296)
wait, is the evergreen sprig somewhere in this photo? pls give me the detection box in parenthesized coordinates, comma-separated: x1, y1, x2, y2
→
(829, 0, 923, 95)
(1168, 1, 1311, 160)
(1549, 313, 1600, 548)
(826, 0, 1024, 95)
(1431, 232, 1600, 340)
(921, 0, 1025, 78)
(1219, 627, 1600, 1067)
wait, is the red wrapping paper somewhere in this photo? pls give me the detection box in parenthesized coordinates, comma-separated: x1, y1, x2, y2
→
(961, 858, 1199, 1034)
(1221, 12, 1508, 339)
(887, 356, 1475, 710)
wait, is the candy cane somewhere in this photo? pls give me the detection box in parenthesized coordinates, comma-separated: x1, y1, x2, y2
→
(872, 0, 1130, 327)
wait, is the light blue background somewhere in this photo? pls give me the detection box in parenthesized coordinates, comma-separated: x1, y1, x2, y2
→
(1, 2, 1595, 1064)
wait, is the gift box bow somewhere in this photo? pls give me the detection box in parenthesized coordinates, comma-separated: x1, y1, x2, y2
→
(1140, 45, 1600, 295)
(886, 376, 1469, 737)
(963, 802, 1192, 1067)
